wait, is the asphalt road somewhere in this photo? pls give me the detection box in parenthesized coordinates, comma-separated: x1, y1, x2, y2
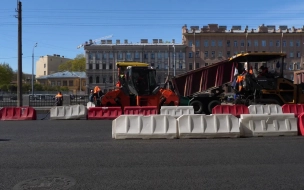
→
(1, 120, 304, 190)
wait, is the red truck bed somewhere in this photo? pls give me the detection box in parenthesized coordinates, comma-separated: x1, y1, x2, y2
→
(171, 60, 236, 97)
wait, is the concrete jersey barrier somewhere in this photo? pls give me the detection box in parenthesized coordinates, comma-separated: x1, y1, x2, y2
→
(160, 106, 194, 118)
(248, 105, 283, 114)
(239, 113, 297, 137)
(50, 105, 87, 120)
(112, 115, 178, 139)
(177, 114, 240, 138)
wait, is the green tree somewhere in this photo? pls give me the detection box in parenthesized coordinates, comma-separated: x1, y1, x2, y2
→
(0, 63, 14, 85)
(58, 54, 85, 72)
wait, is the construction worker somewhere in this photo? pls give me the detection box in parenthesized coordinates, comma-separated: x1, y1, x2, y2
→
(93, 86, 103, 106)
(55, 91, 63, 106)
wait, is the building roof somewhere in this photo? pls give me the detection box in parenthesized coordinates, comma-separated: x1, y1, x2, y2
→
(36, 71, 86, 79)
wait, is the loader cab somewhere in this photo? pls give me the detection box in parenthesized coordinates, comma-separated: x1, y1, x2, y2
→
(124, 66, 160, 96)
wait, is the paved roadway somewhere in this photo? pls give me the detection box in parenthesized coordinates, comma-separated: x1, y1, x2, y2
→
(1, 120, 304, 190)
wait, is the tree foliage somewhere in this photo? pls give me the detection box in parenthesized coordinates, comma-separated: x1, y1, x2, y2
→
(58, 54, 86, 72)
(0, 63, 14, 85)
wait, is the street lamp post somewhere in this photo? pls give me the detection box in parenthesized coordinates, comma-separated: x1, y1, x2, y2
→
(32, 42, 38, 95)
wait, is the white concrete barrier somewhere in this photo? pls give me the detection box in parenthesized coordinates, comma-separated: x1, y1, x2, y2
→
(239, 113, 298, 137)
(87, 102, 95, 109)
(248, 104, 282, 114)
(50, 105, 87, 120)
(177, 114, 240, 138)
(112, 115, 177, 139)
(160, 106, 194, 118)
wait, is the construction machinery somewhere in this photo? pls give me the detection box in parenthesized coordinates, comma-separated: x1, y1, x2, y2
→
(100, 62, 179, 111)
(170, 52, 304, 114)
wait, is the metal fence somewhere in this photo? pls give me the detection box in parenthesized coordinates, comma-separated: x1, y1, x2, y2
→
(69, 95, 89, 106)
(0, 94, 18, 107)
(28, 94, 58, 107)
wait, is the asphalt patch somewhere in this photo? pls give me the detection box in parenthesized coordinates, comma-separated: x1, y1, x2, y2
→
(12, 175, 76, 190)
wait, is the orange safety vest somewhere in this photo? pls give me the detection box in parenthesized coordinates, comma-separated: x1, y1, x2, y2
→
(94, 86, 101, 93)
(236, 76, 244, 91)
(116, 81, 121, 88)
(55, 93, 63, 98)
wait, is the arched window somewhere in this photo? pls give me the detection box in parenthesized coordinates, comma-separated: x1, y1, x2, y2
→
(89, 76, 93, 83)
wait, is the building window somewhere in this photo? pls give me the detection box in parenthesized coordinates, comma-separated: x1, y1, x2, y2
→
(188, 52, 193, 58)
(195, 40, 200, 47)
(296, 41, 300, 47)
(254, 40, 258, 47)
(188, 40, 193, 47)
(157, 52, 162, 59)
(283, 41, 286, 47)
(276, 41, 280, 47)
(96, 64, 99, 70)
(204, 51, 208, 58)
(269, 41, 273, 47)
(247, 40, 251, 47)
(44, 71, 46, 75)
(240, 40, 244, 47)
(205, 63, 208, 66)
(89, 53, 93, 60)
(262, 40, 266, 47)
(195, 51, 200, 58)
(290, 41, 293, 47)
(96, 76, 99, 83)
(109, 64, 113, 70)
(211, 40, 215, 47)
(135, 52, 140, 59)
(218, 40, 222, 47)
(204, 40, 208, 47)
(195, 63, 199, 69)
(102, 53, 107, 59)
(96, 53, 100, 60)
(109, 76, 113, 83)
(151, 53, 155, 59)
(189, 63, 193, 70)
(69, 80, 73, 86)
(179, 52, 183, 59)
(44, 64, 46, 68)
(227, 40, 230, 47)
(144, 53, 148, 59)
(63, 81, 67, 86)
(290, 52, 294, 58)
(126, 52, 131, 60)
(118, 52, 123, 59)
(102, 64, 106, 70)
(297, 52, 301, 58)
(164, 52, 168, 59)
(218, 51, 222, 58)
(179, 63, 183, 69)
(234, 41, 237, 47)
(234, 51, 238, 55)
(89, 76, 93, 83)
(211, 51, 215, 58)
(57, 81, 61, 86)
(89, 64, 92, 69)
(227, 51, 231, 57)
(109, 53, 113, 59)
(51, 81, 55, 86)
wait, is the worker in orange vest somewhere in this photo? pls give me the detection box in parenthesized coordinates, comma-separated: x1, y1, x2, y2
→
(93, 86, 103, 106)
(55, 91, 63, 106)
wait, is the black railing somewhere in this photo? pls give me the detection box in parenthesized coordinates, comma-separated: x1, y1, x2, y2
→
(0, 95, 18, 107)
(28, 94, 58, 107)
(69, 95, 89, 106)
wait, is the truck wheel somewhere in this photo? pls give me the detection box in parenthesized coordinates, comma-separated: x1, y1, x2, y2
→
(190, 100, 203, 114)
(208, 100, 221, 114)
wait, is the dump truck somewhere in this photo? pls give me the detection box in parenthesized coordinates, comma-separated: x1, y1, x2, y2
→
(170, 52, 304, 114)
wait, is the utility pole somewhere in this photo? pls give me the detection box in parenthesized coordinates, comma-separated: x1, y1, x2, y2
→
(173, 44, 176, 76)
(32, 42, 37, 96)
(15, 0, 23, 106)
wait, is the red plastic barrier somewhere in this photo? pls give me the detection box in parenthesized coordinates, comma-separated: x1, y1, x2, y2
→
(124, 106, 158, 115)
(297, 112, 304, 136)
(0, 107, 36, 121)
(282, 104, 304, 117)
(212, 104, 249, 117)
(87, 107, 122, 120)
